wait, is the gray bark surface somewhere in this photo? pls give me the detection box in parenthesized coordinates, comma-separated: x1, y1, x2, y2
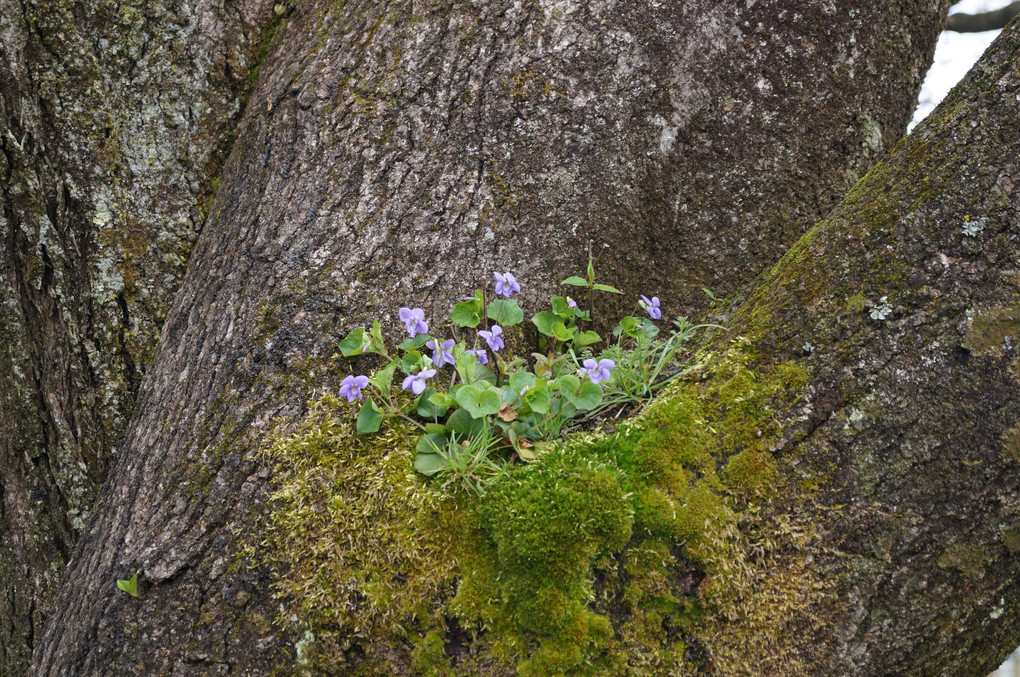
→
(10, 0, 969, 674)
(0, 0, 274, 671)
(722, 20, 1020, 673)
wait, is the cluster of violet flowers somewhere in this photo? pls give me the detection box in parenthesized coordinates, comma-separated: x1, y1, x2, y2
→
(336, 265, 679, 480)
(340, 271, 529, 404)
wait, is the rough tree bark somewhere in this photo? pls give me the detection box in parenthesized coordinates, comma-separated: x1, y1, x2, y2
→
(3, 0, 977, 674)
(0, 0, 275, 672)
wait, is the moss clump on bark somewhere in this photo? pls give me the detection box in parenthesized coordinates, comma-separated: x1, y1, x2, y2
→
(255, 342, 820, 674)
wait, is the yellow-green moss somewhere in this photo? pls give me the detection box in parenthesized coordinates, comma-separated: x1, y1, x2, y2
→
(965, 304, 1020, 356)
(252, 341, 821, 674)
(411, 629, 452, 676)
(252, 394, 460, 673)
(938, 543, 990, 580)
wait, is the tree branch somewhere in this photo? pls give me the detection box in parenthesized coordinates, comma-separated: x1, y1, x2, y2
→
(946, 2, 1020, 32)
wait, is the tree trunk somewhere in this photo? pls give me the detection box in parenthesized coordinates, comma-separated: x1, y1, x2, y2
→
(10, 0, 970, 674)
(0, 0, 275, 672)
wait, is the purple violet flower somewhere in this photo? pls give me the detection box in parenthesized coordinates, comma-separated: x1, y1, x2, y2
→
(567, 298, 578, 309)
(583, 358, 615, 385)
(465, 348, 489, 365)
(479, 325, 505, 352)
(430, 338, 456, 368)
(639, 295, 662, 320)
(398, 307, 429, 337)
(493, 272, 521, 298)
(339, 374, 370, 402)
(401, 368, 436, 396)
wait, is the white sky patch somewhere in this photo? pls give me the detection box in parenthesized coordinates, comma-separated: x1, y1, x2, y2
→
(910, 0, 1015, 129)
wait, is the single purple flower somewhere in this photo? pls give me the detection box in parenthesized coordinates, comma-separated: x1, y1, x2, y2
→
(465, 348, 489, 365)
(401, 368, 436, 395)
(639, 295, 662, 320)
(493, 271, 521, 297)
(567, 298, 578, 309)
(583, 358, 615, 385)
(339, 374, 370, 403)
(398, 307, 429, 337)
(479, 325, 505, 352)
(430, 338, 456, 368)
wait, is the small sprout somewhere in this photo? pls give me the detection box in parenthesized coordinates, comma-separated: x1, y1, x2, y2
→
(870, 296, 893, 321)
(117, 573, 139, 598)
(273, 3, 286, 15)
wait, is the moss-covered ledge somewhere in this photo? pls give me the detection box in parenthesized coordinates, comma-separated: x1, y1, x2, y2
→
(251, 340, 823, 675)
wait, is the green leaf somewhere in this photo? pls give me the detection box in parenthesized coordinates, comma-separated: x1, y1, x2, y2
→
(455, 351, 478, 384)
(371, 360, 398, 393)
(414, 453, 449, 476)
(509, 371, 537, 393)
(401, 350, 423, 373)
(454, 384, 502, 419)
(557, 374, 581, 395)
(641, 322, 661, 339)
(368, 320, 387, 354)
(424, 422, 447, 435)
(523, 387, 551, 414)
(416, 389, 447, 418)
(586, 258, 595, 283)
(564, 380, 603, 410)
(416, 433, 448, 455)
(517, 446, 537, 461)
(429, 392, 457, 408)
(552, 321, 575, 342)
(338, 328, 367, 356)
(446, 408, 483, 436)
(561, 276, 588, 287)
(451, 297, 483, 327)
(356, 399, 383, 433)
(486, 299, 524, 326)
(592, 283, 623, 294)
(397, 334, 433, 350)
(616, 316, 642, 339)
(116, 573, 139, 598)
(532, 311, 561, 337)
(573, 330, 602, 348)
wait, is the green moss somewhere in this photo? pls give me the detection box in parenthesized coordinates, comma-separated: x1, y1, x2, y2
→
(251, 394, 460, 673)
(938, 543, 989, 580)
(411, 629, 452, 676)
(1002, 527, 1020, 554)
(846, 292, 867, 314)
(250, 342, 819, 673)
(1002, 425, 1020, 464)
(965, 304, 1020, 356)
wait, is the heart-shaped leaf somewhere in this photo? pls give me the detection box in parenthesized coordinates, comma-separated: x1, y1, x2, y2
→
(414, 453, 449, 476)
(454, 384, 502, 419)
(338, 328, 367, 356)
(356, 399, 383, 433)
(532, 311, 561, 337)
(486, 299, 524, 326)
